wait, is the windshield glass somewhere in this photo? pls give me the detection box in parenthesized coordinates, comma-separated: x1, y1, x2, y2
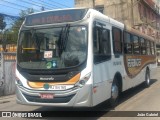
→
(17, 25, 87, 69)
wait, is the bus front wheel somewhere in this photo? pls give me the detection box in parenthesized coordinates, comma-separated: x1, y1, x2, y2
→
(109, 78, 119, 107)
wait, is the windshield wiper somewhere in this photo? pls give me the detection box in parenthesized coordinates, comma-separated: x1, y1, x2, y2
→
(58, 24, 70, 56)
(63, 24, 70, 50)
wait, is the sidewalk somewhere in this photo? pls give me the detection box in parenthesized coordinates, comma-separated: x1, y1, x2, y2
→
(0, 94, 16, 103)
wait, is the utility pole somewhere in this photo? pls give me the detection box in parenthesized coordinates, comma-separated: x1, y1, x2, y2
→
(0, 15, 6, 51)
(93, 0, 95, 8)
(41, 6, 45, 11)
(131, 0, 134, 27)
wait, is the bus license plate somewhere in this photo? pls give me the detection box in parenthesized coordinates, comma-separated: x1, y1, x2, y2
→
(40, 93, 54, 99)
(49, 85, 74, 90)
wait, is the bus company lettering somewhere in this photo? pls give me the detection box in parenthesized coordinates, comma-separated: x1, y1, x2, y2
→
(40, 77, 54, 81)
(128, 58, 141, 68)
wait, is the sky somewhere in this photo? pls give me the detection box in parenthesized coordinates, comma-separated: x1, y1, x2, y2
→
(0, 0, 74, 16)
(0, 0, 74, 29)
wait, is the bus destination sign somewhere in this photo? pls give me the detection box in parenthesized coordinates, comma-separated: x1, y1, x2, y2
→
(25, 9, 88, 26)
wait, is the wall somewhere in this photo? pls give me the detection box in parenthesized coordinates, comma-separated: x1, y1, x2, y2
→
(74, 0, 160, 43)
(75, 0, 93, 8)
(0, 52, 16, 96)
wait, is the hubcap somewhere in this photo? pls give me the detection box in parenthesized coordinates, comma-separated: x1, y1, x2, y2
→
(146, 74, 150, 85)
(111, 84, 119, 100)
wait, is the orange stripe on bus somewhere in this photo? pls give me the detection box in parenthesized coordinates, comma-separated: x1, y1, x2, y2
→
(28, 73, 81, 88)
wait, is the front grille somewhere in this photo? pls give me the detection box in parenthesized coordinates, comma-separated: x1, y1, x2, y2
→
(23, 93, 75, 103)
(20, 70, 80, 82)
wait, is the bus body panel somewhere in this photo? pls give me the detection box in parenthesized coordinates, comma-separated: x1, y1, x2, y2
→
(90, 14, 125, 106)
(16, 8, 157, 107)
(16, 84, 93, 107)
(122, 54, 156, 90)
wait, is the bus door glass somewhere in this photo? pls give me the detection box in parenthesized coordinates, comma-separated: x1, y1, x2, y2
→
(92, 20, 112, 105)
(93, 21, 111, 84)
(93, 22, 111, 64)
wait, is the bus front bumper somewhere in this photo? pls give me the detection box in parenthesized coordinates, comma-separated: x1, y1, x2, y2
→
(16, 84, 92, 107)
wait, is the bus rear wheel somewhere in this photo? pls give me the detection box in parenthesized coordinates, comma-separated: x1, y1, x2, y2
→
(109, 78, 119, 107)
(144, 70, 150, 88)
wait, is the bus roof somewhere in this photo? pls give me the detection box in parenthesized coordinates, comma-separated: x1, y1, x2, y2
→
(24, 7, 153, 42)
(24, 8, 124, 28)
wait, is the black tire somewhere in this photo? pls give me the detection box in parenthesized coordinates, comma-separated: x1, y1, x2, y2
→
(144, 70, 150, 88)
(109, 77, 120, 107)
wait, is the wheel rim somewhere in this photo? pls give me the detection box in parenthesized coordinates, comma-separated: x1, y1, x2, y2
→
(146, 74, 150, 85)
(111, 83, 119, 100)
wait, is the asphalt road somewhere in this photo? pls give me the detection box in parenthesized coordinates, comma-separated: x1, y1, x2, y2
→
(1, 67, 160, 120)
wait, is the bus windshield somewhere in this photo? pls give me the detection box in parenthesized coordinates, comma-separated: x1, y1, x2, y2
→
(17, 25, 87, 69)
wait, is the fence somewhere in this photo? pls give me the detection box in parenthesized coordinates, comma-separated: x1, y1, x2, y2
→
(0, 44, 17, 52)
(0, 52, 16, 96)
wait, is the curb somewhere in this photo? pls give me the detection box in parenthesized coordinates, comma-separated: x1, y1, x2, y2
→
(0, 94, 15, 101)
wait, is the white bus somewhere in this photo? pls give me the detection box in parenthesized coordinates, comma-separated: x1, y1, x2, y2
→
(15, 8, 157, 107)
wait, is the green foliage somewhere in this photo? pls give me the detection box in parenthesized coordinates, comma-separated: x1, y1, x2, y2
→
(9, 8, 34, 44)
(20, 8, 34, 19)
(0, 15, 6, 31)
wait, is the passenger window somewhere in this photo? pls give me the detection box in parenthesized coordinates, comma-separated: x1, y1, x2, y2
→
(112, 27, 122, 54)
(93, 24, 111, 64)
(140, 38, 146, 55)
(146, 40, 151, 55)
(124, 32, 132, 54)
(151, 42, 155, 55)
(133, 35, 140, 54)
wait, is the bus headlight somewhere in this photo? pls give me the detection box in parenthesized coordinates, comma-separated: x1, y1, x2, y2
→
(16, 80, 23, 86)
(79, 72, 91, 87)
(15, 69, 24, 86)
(15, 75, 23, 86)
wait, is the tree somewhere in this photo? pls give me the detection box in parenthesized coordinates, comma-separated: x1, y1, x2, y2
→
(10, 8, 34, 43)
(0, 15, 6, 31)
(0, 15, 6, 51)
(0, 8, 34, 51)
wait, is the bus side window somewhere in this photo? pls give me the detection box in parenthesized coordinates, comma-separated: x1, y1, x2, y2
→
(151, 42, 155, 55)
(154, 42, 156, 55)
(140, 38, 146, 55)
(112, 27, 122, 55)
(133, 35, 140, 54)
(93, 26, 111, 64)
(146, 40, 151, 55)
(124, 32, 132, 54)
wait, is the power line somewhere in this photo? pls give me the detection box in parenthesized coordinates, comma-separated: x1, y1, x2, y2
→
(0, 11, 19, 23)
(16, 0, 53, 10)
(49, 0, 70, 8)
(1, 0, 31, 10)
(30, 0, 57, 9)
(30, 0, 59, 9)
(0, 13, 19, 19)
(0, 11, 19, 17)
(38, 0, 62, 8)
(0, 3, 22, 11)
(2, 0, 41, 11)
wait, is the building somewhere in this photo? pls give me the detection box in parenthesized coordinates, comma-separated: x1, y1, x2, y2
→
(75, 0, 160, 43)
